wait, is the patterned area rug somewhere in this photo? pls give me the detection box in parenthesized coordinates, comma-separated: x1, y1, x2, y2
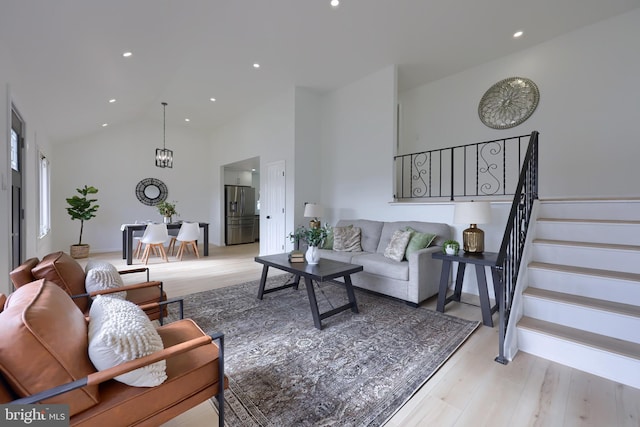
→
(175, 275, 480, 426)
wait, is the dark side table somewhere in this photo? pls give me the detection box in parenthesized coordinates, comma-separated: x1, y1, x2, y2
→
(432, 251, 500, 327)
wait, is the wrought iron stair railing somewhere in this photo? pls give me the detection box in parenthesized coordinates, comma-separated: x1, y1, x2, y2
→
(494, 131, 539, 364)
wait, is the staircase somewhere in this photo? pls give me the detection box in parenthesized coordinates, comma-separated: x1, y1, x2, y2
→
(516, 199, 640, 389)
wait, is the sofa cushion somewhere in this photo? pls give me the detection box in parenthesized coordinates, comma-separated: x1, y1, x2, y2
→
(333, 226, 362, 252)
(335, 219, 384, 252)
(85, 260, 126, 299)
(377, 221, 450, 253)
(88, 296, 167, 387)
(317, 248, 355, 263)
(32, 251, 89, 313)
(9, 257, 40, 288)
(404, 227, 437, 259)
(353, 253, 410, 281)
(384, 230, 413, 262)
(0, 280, 99, 415)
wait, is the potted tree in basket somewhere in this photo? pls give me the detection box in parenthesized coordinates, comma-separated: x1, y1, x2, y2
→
(66, 185, 99, 259)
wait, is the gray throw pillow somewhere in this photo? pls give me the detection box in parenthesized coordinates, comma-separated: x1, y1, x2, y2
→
(333, 226, 362, 252)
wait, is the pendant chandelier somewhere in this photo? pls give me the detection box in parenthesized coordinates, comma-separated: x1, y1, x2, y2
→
(155, 102, 173, 168)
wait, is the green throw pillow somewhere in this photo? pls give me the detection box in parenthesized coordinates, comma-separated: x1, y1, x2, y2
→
(322, 227, 334, 249)
(404, 227, 437, 260)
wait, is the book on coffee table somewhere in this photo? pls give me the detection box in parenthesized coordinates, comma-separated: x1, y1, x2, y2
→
(289, 250, 305, 263)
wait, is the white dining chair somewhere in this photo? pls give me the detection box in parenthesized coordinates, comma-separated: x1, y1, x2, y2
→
(133, 221, 149, 259)
(172, 222, 201, 261)
(140, 223, 170, 264)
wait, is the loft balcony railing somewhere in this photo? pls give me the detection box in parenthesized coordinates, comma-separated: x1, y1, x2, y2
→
(394, 134, 533, 201)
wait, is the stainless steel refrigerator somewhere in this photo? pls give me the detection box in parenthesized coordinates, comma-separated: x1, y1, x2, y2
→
(225, 185, 256, 245)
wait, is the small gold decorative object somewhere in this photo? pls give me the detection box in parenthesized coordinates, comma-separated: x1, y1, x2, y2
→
(453, 201, 492, 254)
(462, 224, 484, 253)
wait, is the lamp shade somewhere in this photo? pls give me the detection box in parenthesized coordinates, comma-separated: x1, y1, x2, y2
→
(303, 203, 324, 218)
(453, 201, 491, 225)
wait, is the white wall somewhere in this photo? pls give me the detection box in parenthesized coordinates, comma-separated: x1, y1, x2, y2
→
(293, 87, 323, 235)
(208, 89, 296, 250)
(52, 120, 211, 252)
(0, 42, 55, 295)
(399, 8, 640, 199)
(319, 65, 462, 228)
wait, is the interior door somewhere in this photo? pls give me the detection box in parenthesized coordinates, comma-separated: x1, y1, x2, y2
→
(10, 108, 25, 270)
(264, 160, 286, 255)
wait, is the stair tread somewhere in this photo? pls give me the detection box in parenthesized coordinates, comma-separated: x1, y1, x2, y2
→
(528, 261, 640, 283)
(523, 287, 640, 318)
(538, 218, 640, 225)
(533, 238, 640, 252)
(518, 316, 640, 360)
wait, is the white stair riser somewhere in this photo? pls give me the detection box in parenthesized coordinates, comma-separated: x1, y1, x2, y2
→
(539, 201, 640, 221)
(536, 222, 640, 246)
(517, 328, 640, 389)
(532, 244, 640, 274)
(528, 268, 640, 306)
(523, 295, 640, 343)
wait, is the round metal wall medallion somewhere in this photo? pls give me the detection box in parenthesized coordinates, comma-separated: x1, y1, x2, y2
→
(478, 77, 539, 129)
(135, 178, 168, 206)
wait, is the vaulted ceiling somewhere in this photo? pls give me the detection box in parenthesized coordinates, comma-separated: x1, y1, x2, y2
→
(2, 0, 638, 144)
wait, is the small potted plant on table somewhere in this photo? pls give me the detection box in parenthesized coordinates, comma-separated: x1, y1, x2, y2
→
(443, 239, 460, 255)
(156, 200, 178, 223)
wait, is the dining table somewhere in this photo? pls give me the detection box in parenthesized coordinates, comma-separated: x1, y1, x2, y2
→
(121, 222, 209, 265)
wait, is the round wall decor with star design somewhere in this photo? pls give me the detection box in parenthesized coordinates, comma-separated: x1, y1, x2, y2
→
(478, 77, 539, 129)
(135, 178, 168, 206)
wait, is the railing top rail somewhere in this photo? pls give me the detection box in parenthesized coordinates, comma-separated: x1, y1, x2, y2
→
(393, 133, 533, 160)
(496, 130, 539, 266)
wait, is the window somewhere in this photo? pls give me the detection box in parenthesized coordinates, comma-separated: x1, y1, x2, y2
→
(39, 152, 51, 237)
(11, 129, 19, 171)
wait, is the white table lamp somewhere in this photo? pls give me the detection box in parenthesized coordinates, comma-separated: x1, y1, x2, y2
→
(453, 201, 491, 253)
(304, 203, 324, 229)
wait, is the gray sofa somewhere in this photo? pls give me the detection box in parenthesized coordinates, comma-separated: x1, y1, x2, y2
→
(317, 219, 451, 306)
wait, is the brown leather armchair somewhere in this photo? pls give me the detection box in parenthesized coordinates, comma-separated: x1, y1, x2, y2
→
(10, 251, 167, 322)
(0, 280, 226, 426)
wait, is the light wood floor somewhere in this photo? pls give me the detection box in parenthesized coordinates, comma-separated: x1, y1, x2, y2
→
(90, 243, 640, 427)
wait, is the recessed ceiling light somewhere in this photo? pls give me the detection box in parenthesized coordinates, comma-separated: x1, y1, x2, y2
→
(109, 99, 116, 103)
(102, 123, 108, 127)
(330, 0, 340, 8)
(185, 118, 190, 122)
(253, 63, 260, 69)
(210, 98, 216, 102)
(122, 51, 132, 57)
(513, 31, 523, 38)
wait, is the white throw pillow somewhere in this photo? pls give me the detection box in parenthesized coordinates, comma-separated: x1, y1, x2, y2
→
(384, 230, 413, 262)
(88, 296, 167, 387)
(85, 260, 126, 299)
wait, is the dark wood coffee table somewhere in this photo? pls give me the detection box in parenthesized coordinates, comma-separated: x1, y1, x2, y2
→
(254, 253, 363, 329)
